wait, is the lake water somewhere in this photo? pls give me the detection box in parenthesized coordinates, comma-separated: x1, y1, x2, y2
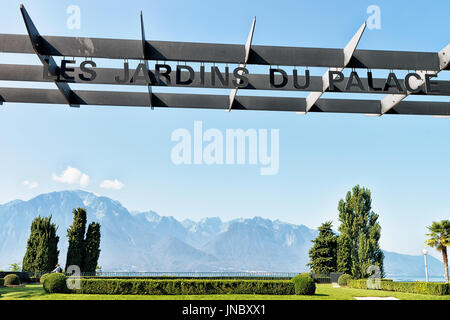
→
(389, 275, 446, 282)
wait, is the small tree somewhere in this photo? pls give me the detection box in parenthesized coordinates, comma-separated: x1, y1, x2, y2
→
(95, 265, 103, 275)
(65, 208, 87, 270)
(425, 220, 450, 283)
(9, 262, 21, 272)
(307, 221, 338, 274)
(22, 216, 59, 274)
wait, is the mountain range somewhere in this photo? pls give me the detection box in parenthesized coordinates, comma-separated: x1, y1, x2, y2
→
(0, 190, 444, 279)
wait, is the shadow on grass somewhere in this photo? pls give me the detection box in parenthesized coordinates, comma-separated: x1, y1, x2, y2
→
(0, 285, 46, 299)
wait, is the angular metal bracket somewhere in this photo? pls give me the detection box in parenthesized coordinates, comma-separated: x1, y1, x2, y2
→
(380, 44, 450, 115)
(141, 11, 153, 110)
(303, 22, 366, 114)
(20, 4, 79, 108)
(228, 17, 256, 112)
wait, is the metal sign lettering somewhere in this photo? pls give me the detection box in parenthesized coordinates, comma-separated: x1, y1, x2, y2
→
(0, 5, 449, 116)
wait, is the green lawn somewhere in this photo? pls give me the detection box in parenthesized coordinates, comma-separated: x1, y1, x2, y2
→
(1, 284, 449, 300)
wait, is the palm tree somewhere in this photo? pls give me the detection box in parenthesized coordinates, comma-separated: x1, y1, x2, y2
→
(425, 220, 450, 283)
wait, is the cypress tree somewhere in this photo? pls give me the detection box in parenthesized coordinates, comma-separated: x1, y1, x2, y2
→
(337, 185, 384, 278)
(307, 221, 338, 274)
(22, 215, 59, 273)
(65, 207, 87, 270)
(82, 222, 101, 273)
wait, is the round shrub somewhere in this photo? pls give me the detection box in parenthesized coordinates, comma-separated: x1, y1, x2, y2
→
(43, 273, 68, 293)
(40, 273, 50, 284)
(291, 275, 316, 295)
(4, 274, 20, 286)
(338, 274, 352, 287)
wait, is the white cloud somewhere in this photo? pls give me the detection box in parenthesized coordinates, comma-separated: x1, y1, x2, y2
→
(23, 180, 39, 189)
(79, 173, 90, 187)
(52, 166, 90, 187)
(100, 179, 124, 190)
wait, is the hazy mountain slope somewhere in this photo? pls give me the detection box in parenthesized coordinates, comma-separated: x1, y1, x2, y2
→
(0, 191, 216, 271)
(383, 250, 444, 279)
(0, 190, 444, 277)
(202, 217, 317, 272)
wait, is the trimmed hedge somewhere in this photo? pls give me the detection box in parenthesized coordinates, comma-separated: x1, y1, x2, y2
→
(75, 279, 295, 295)
(40, 273, 50, 284)
(29, 277, 39, 283)
(348, 279, 449, 295)
(300, 273, 312, 278)
(0, 272, 31, 283)
(381, 281, 449, 295)
(291, 275, 316, 295)
(347, 279, 393, 289)
(80, 276, 292, 280)
(4, 274, 20, 286)
(43, 273, 69, 293)
(338, 274, 352, 287)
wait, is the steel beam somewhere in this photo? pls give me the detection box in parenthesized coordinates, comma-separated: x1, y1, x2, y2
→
(228, 17, 256, 111)
(3, 64, 450, 96)
(1, 87, 450, 116)
(140, 11, 153, 109)
(0, 33, 446, 71)
(19, 5, 78, 108)
(304, 22, 366, 113)
(380, 44, 450, 115)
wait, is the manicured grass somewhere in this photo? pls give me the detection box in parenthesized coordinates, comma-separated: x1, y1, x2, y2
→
(1, 284, 449, 300)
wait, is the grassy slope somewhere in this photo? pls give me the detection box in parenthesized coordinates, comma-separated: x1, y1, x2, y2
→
(1, 284, 450, 300)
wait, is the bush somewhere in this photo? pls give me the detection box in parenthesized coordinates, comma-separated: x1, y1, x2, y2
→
(380, 281, 449, 295)
(75, 279, 295, 295)
(338, 274, 352, 287)
(291, 275, 316, 295)
(29, 277, 39, 283)
(0, 278, 4, 287)
(43, 273, 68, 293)
(347, 279, 365, 289)
(312, 273, 331, 283)
(347, 279, 449, 295)
(4, 274, 20, 286)
(347, 279, 392, 289)
(40, 273, 50, 284)
(80, 276, 292, 280)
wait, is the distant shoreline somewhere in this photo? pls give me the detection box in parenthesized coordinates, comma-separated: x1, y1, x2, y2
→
(389, 276, 446, 282)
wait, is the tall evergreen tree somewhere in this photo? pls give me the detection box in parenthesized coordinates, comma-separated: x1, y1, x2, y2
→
(65, 207, 87, 270)
(337, 185, 384, 278)
(83, 222, 101, 273)
(337, 233, 352, 275)
(307, 221, 338, 274)
(22, 215, 59, 273)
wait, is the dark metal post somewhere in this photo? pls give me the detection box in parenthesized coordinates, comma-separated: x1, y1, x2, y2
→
(140, 11, 153, 109)
(20, 4, 79, 108)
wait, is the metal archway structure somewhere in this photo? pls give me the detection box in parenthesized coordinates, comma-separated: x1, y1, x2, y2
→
(0, 5, 449, 116)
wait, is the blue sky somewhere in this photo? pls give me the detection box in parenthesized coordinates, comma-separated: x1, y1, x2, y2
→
(0, 0, 449, 259)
